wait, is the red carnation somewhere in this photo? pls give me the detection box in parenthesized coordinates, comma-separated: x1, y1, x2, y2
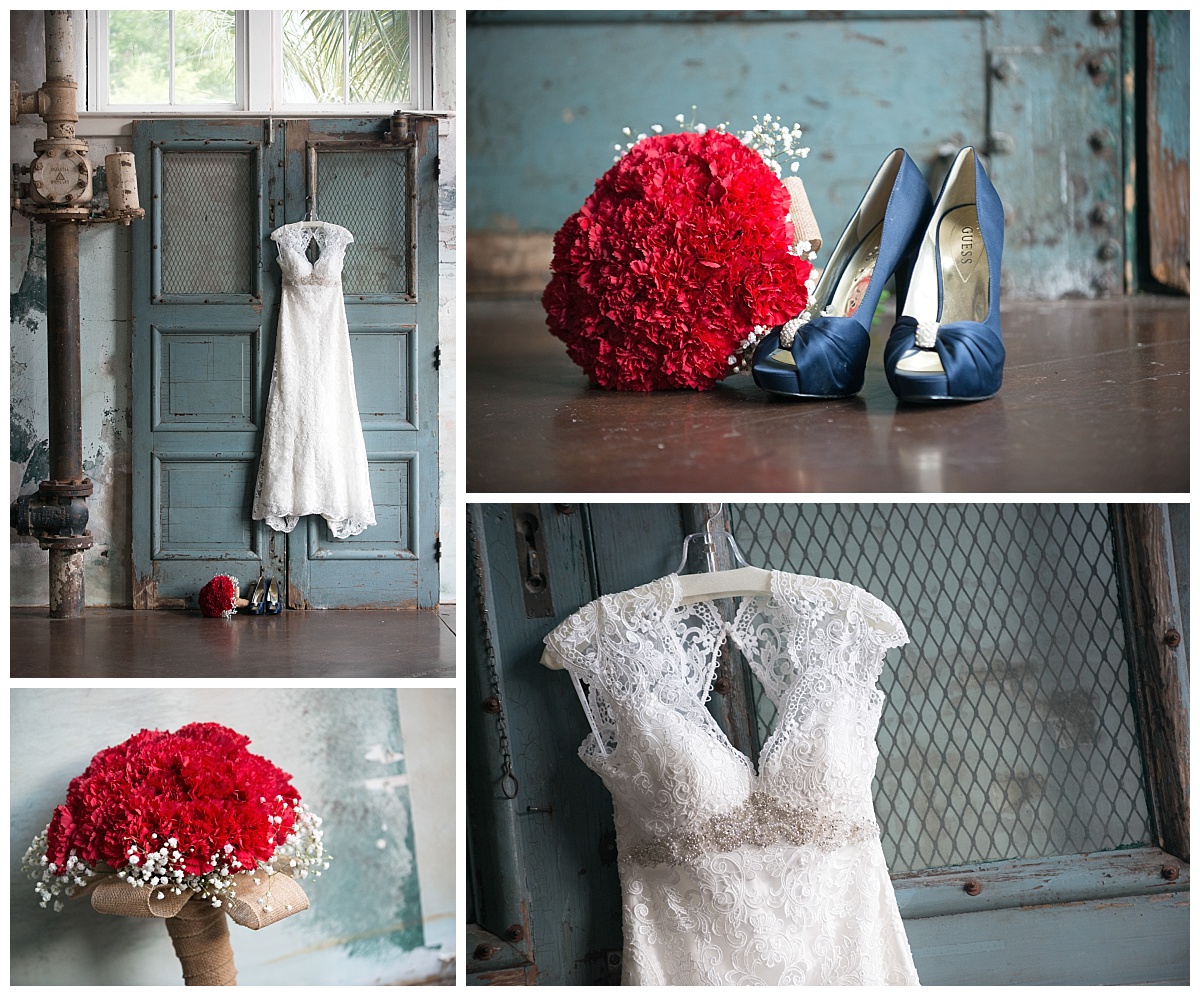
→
(543, 129, 813, 391)
(44, 723, 299, 874)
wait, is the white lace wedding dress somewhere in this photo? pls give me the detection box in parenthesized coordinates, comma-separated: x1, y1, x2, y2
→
(252, 222, 375, 538)
(543, 571, 920, 986)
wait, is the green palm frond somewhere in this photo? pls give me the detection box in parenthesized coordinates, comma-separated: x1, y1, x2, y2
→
(282, 10, 410, 104)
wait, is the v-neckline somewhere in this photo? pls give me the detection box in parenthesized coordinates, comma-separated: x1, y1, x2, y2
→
(663, 570, 802, 779)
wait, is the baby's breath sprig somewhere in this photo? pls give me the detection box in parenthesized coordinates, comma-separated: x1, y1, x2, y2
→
(613, 108, 809, 178)
(738, 113, 810, 178)
(23, 799, 329, 912)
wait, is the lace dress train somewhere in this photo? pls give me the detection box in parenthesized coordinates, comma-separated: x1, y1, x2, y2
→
(252, 222, 375, 539)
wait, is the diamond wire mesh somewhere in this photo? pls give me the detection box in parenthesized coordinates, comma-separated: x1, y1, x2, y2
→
(316, 149, 412, 296)
(730, 504, 1151, 874)
(161, 151, 254, 294)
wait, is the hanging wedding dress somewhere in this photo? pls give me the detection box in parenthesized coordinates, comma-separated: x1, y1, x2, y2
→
(542, 571, 920, 986)
(252, 222, 375, 539)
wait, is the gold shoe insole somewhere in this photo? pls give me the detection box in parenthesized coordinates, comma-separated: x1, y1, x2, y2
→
(894, 203, 990, 375)
(770, 221, 882, 368)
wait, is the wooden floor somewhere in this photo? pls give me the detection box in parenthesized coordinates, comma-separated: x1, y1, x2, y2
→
(467, 296, 1189, 493)
(11, 606, 456, 680)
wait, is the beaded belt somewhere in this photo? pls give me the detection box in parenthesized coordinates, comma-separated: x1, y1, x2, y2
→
(627, 791, 878, 867)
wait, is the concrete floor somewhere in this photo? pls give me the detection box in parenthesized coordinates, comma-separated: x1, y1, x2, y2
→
(467, 295, 1189, 493)
(11, 605, 456, 679)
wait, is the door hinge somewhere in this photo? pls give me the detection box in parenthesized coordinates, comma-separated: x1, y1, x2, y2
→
(434, 537, 441, 562)
(433, 345, 441, 370)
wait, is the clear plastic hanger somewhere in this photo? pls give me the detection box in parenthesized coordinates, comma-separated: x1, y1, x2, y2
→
(298, 202, 332, 230)
(676, 505, 751, 574)
(675, 505, 773, 604)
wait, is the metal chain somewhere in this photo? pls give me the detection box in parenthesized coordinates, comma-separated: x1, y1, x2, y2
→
(467, 505, 519, 799)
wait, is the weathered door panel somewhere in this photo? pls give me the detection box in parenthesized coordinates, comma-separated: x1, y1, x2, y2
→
(1146, 10, 1189, 293)
(466, 504, 685, 984)
(132, 120, 279, 606)
(133, 118, 439, 609)
(284, 118, 440, 609)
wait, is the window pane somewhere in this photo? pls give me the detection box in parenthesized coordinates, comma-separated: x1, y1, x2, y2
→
(173, 10, 236, 104)
(108, 9, 170, 105)
(348, 10, 410, 103)
(282, 9, 346, 103)
(730, 503, 1152, 874)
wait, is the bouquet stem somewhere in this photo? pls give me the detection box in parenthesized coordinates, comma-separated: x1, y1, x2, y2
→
(165, 897, 237, 986)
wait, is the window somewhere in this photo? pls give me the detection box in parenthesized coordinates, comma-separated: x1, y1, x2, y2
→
(87, 10, 431, 113)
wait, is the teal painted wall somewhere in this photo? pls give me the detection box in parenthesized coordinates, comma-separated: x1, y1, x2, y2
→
(11, 688, 455, 985)
(466, 11, 1149, 299)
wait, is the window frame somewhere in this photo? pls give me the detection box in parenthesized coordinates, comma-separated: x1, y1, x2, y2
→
(84, 9, 432, 115)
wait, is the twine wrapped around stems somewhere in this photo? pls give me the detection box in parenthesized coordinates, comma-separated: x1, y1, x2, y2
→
(83, 871, 309, 986)
(166, 898, 238, 985)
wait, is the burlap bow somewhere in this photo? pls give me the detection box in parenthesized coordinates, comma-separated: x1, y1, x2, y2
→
(783, 175, 822, 254)
(76, 871, 309, 985)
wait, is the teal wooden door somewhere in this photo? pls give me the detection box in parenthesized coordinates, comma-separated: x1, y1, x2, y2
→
(132, 117, 439, 610)
(283, 117, 440, 609)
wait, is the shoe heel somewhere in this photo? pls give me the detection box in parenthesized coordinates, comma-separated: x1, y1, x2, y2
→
(884, 147, 1005, 403)
(245, 569, 266, 614)
(751, 149, 934, 399)
(265, 577, 283, 615)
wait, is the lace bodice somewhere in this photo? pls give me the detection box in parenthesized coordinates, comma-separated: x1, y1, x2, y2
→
(544, 571, 919, 986)
(271, 222, 353, 287)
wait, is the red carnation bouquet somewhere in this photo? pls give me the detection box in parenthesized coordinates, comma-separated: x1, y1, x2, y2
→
(24, 723, 327, 911)
(543, 116, 816, 391)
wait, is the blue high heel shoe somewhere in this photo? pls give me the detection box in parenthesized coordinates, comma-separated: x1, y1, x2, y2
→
(884, 147, 1005, 403)
(751, 149, 933, 398)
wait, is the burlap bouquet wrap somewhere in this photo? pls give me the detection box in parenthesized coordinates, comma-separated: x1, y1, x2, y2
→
(78, 871, 309, 985)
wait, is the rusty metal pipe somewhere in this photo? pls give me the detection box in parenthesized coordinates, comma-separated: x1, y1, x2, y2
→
(45, 221, 82, 483)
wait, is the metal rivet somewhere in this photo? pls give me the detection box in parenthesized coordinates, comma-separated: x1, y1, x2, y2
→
(1090, 202, 1116, 225)
(1164, 629, 1181, 648)
(1098, 239, 1121, 261)
(992, 57, 1018, 81)
(713, 677, 732, 696)
(964, 879, 983, 896)
(1093, 10, 1118, 26)
(504, 924, 525, 942)
(473, 943, 497, 961)
(482, 695, 501, 714)
(1162, 864, 1180, 881)
(1089, 129, 1112, 152)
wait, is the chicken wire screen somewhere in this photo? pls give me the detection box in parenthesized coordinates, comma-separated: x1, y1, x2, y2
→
(160, 150, 255, 295)
(314, 148, 413, 297)
(729, 503, 1151, 874)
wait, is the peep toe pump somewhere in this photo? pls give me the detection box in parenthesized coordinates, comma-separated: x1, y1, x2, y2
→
(884, 147, 1005, 403)
(751, 149, 933, 398)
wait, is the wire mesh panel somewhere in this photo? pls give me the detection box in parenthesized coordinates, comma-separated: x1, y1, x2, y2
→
(315, 148, 413, 296)
(160, 151, 255, 295)
(730, 504, 1150, 874)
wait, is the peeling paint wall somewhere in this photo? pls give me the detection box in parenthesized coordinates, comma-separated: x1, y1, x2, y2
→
(9, 10, 458, 606)
(435, 10, 458, 604)
(10, 687, 455, 985)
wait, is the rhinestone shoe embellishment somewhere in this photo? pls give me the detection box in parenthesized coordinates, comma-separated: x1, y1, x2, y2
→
(915, 319, 940, 349)
(779, 313, 811, 349)
(627, 791, 879, 867)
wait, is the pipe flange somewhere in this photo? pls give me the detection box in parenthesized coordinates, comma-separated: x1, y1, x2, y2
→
(37, 531, 93, 552)
(39, 478, 94, 499)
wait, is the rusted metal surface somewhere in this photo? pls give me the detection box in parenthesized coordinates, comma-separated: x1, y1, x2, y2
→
(48, 549, 84, 618)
